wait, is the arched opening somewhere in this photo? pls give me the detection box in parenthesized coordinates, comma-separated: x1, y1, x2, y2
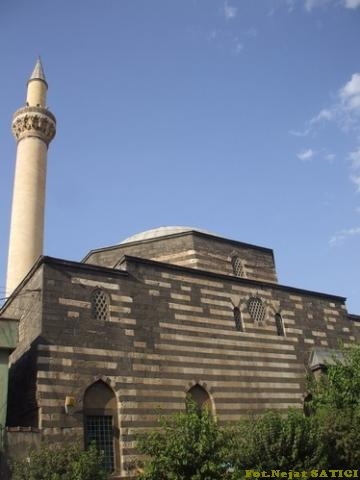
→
(304, 393, 313, 417)
(187, 384, 213, 413)
(247, 296, 266, 324)
(83, 380, 119, 473)
(233, 306, 243, 331)
(275, 313, 285, 336)
(91, 289, 109, 321)
(231, 255, 245, 277)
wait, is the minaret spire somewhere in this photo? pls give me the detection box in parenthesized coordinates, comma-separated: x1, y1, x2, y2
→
(6, 59, 56, 295)
(29, 57, 47, 83)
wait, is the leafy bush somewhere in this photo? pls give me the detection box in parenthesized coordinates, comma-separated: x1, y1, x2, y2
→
(317, 406, 360, 468)
(11, 442, 107, 480)
(308, 344, 360, 411)
(307, 344, 360, 468)
(227, 409, 326, 474)
(137, 399, 230, 480)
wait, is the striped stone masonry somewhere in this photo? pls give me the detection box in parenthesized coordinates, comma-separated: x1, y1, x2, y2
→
(2, 230, 359, 478)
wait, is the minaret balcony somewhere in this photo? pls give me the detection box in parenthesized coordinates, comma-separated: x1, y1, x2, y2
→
(12, 106, 56, 145)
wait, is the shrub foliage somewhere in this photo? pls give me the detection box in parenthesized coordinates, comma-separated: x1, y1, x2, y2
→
(137, 400, 230, 480)
(11, 442, 107, 480)
(227, 409, 326, 473)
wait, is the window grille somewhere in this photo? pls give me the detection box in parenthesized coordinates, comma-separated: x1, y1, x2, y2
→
(91, 289, 109, 321)
(85, 415, 114, 472)
(231, 255, 245, 277)
(247, 297, 266, 324)
(233, 307, 243, 331)
(275, 313, 285, 336)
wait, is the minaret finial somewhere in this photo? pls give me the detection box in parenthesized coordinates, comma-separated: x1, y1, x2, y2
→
(29, 57, 47, 85)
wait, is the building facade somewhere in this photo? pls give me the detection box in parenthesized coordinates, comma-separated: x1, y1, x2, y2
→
(2, 63, 360, 479)
(2, 226, 360, 478)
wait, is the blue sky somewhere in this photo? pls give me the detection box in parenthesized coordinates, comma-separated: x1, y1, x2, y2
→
(0, 0, 359, 312)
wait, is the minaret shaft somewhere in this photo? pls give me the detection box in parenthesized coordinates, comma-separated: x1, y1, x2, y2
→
(6, 139, 47, 294)
(6, 59, 56, 295)
(26, 80, 47, 107)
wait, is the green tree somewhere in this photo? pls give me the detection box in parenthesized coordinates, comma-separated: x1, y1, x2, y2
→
(227, 409, 326, 476)
(318, 407, 360, 468)
(307, 344, 360, 468)
(137, 405, 326, 479)
(11, 442, 107, 480)
(308, 344, 360, 411)
(137, 399, 230, 480)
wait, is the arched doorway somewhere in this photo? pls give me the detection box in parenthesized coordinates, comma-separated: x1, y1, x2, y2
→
(83, 380, 119, 473)
(187, 384, 213, 413)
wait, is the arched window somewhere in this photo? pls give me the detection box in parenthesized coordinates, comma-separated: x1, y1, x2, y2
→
(187, 384, 212, 413)
(275, 313, 285, 336)
(83, 381, 119, 473)
(91, 289, 109, 321)
(231, 255, 245, 277)
(304, 394, 313, 417)
(233, 307, 243, 332)
(247, 297, 266, 324)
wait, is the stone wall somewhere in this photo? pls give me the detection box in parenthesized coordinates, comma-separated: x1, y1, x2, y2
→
(84, 231, 277, 282)
(6, 255, 357, 477)
(0, 428, 41, 480)
(5, 267, 44, 359)
(4, 268, 44, 428)
(191, 234, 277, 282)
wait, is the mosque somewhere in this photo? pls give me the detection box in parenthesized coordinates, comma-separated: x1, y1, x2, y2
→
(1, 60, 359, 479)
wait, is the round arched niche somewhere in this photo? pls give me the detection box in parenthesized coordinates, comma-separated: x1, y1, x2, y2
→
(83, 380, 120, 473)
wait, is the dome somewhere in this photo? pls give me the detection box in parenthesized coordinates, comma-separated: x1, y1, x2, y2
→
(120, 226, 214, 244)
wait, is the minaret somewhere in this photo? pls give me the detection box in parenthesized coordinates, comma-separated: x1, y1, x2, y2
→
(6, 58, 56, 295)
